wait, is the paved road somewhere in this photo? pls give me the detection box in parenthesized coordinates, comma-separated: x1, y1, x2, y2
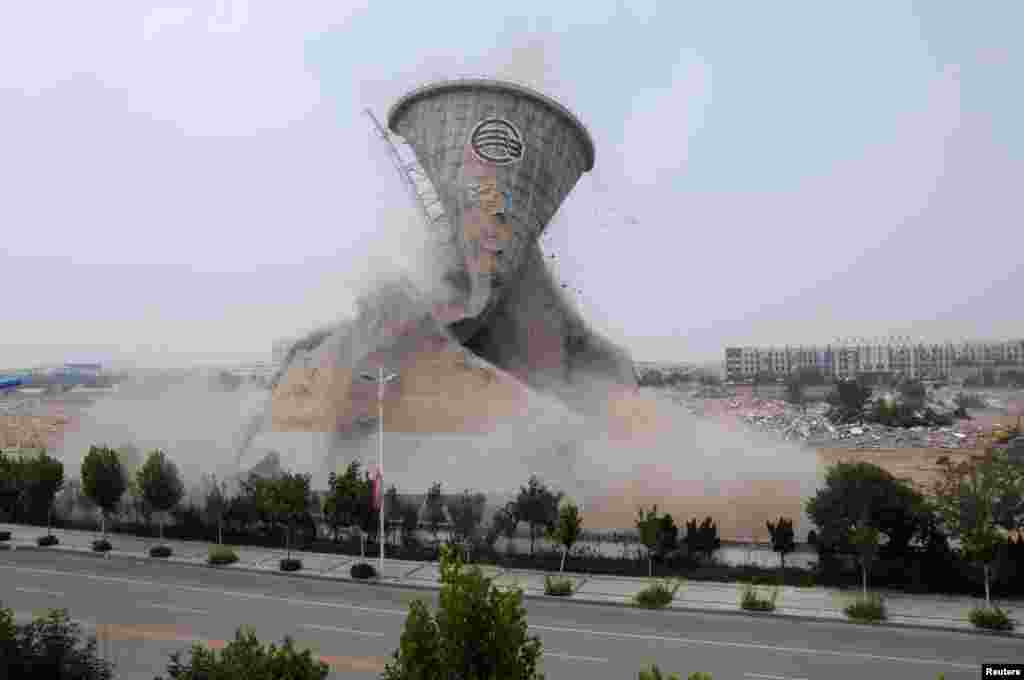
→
(0, 550, 1016, 679)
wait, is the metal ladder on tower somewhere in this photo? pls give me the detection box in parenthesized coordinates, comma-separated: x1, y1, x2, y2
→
(364, 108, 451, 242)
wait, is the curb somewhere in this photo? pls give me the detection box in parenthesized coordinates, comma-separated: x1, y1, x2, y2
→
(6, 543, 1023, 640)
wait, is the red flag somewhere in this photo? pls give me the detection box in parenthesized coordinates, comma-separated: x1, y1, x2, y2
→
(372, 467, 383, 511)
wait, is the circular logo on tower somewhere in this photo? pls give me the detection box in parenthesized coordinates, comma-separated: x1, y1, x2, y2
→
(469, 118, 524, 165)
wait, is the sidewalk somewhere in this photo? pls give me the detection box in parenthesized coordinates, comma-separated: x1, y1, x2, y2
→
(2, 522, 1020, 637)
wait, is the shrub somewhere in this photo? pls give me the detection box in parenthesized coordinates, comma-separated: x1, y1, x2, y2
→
(739, 583, 779, 612)
(843, 593, 887, 622)
(544, 575, 574, 596)
(279, 558, 302, 572)
(634, 579, 683, 609)
(150, 545, 173, 558)
(0, 531, 11, 541)
(156, 625, 328, 680)
(2, 607, 116, 679)
(37, 535, 59, 547)
(92, 539, 112, 553)
(350, 562, 377, 580)
(207, 545, 239, 565)
(795, 572, 816, 588)
(968, 606, 1015, 631)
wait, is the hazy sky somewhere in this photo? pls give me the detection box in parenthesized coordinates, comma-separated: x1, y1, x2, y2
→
(2, 1, 1021, 369)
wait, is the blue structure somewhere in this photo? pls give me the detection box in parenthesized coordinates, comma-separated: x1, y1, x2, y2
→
(0, 377, 23, 391)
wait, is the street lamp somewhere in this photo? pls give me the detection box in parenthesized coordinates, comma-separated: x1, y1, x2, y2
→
(360, 367, 399, 576)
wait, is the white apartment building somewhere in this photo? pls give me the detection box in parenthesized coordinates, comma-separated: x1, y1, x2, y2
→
(725, 338, 1024, 382)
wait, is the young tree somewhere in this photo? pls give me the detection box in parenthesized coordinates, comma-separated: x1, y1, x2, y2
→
(423, 482, 447, 548)
(382, 544, 543, 680)
(80, 445, 127, 538)
(136, 450, 185, 542)
(849, 522, 880, 597)
(256, 472, 311, 561)
(445, 490, 486, 550)
(513, 475, 562, 557)
(549, 499, 583, 573)
(21, 451, 64, 537)
(636, 505, 663, 577)
(766, 517, 796, 575)
(931, 450, 1024, 608)
(685, 517, 721, 562)
(203, 474, 229, 545)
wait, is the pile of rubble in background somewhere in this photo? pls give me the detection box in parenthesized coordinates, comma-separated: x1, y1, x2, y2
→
(684, 393, 992, 449)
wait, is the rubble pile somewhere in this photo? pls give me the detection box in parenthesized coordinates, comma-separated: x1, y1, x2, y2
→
(689, 393, 988, 450)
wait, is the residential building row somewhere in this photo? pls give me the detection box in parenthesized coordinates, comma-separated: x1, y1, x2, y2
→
(725, 338, 1024, 382)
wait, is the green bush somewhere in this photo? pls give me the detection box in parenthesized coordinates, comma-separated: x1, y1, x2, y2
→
(795, 572, 816, 588)
(544, 575, 574, 596)
(207, 545, 239, 566)
(36, 535, 59, 547)
(279, 558, 302, 572)
(968, 606, 1015, 631)
(1, 605, 115, 679)
(150, 545, 173, 558)
(350, 563, 377, 580)
(91, 539, 111, 553)
(844, 593, 887, 622)
(156, 625, 328, 679)
(739, 583, 779, 612)
(634, 579, 682, 609)
(382, 544, 543, 680)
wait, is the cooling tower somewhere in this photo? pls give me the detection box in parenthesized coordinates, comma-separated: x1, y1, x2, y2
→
(386, 78, 596, 340)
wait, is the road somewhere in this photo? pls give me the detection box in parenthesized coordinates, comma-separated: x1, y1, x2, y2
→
(0, 550, 1016, 679)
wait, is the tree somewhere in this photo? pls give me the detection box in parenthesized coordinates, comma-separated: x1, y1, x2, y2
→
(21, 451, 64, 536)
(931, 450, 1024, 607)
(80, 445, 126, 538)
(804, 461, 926, 558)
(826, 380, 873, 424)
(766, 517, 796, 574)
(0, 451, 26, 523)
(423, 482, 447, 548)
(203, 474, 229, 545)
(784, 377, 806, 412)
(136, 450, 185, 542)
(1, 606, 115, 680)
(636, 506, 677, 576)
(255, 472, 311, 561)
(513, 475, 562, 557)
(548, 499, 583, 573)
(157, 626, 328, 680)
(382, 544, 544, 680)
(323, 462, 365, 542)
(849, 521, 880, 597)
(898, 379, 927, 411)
(684, 517, 721, 562)
(445, 489, 486, 550)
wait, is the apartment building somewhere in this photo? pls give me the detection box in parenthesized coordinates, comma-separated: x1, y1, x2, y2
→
(724, 338, 1024, 382)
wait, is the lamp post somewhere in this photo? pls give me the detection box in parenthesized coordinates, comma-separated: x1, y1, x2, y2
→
(360, 367, 399, 576)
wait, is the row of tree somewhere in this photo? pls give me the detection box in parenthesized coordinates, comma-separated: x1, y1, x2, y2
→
(805, 447, 1024, 608)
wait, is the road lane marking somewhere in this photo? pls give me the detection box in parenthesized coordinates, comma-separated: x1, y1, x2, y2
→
(543, 651, 609, 663)
(745, 673, 809, 680)
(14, 586, 64, 597)
(528, 624, 977, 670)
(145, 603, 209, 615)
(0, 563, 984, 672)
(300, 623, 387, 638)
(0, 564, 406, 617)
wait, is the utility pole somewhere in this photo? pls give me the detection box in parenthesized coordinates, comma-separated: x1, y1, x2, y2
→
(361, 367, 399, 576)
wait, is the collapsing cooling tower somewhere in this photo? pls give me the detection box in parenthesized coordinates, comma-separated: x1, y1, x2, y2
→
(264, 79, 636, 453)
